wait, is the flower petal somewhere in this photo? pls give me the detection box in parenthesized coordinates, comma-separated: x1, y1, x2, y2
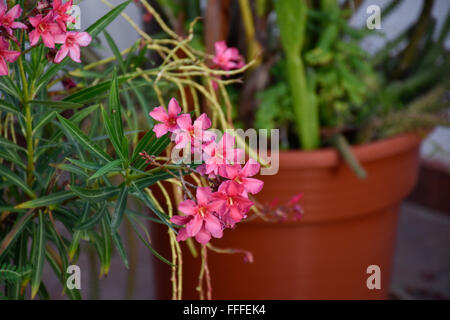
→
(205, 214, 223, 238)
(241, 158, 260, 177)
(75, 32, 92, 47)
(0, 57, 8, 76)
(152, 123, 169, 138)
(6, 5, 22, 20)
(194, 113, 211, 130)
(2, 50, 20, 63)
(28, 15, 42, 27)
(174, 228, 188, 241)
(54, 45, 69, 63)
(41, 32, 55, 48)
(68, 45, 81, 63)
(196, 187, 212, 206)
(195, 228, 211, 244)
(176, 113, 192, 130)
(167, 97, 181, 117)
(186, 214, 203, 237)
(178, 200, 197, 216)
(170, 215, 192, 226)
(29, 29, 40, 46)
(242, 177, 264, 194)
(149, 106, 169, 122)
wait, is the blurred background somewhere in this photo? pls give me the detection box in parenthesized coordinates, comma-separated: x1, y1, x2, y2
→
(43, 0, 449, 299)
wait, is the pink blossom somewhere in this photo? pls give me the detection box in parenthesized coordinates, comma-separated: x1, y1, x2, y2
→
(149, 98, 182, 137)
(288, 193, 303, 206)
(53, 31, 91, 63)
(213, 40, 245, 71)
(221, 158, 264, 196)
(202, 132, 244, 176)
(29, 13, 62, 48)
(0, 37, 20, 76)
(171, 187, 223, 244)
(211, 182, 254, 227)
(52, 0, 76, 31)
(0, 3, 27, 35)
(173, 113, 216, 150)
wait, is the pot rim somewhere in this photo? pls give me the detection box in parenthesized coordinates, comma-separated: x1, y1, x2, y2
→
(272, 133, 422, 169)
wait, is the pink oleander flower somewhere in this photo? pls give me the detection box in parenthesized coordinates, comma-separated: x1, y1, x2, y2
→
(29, 13, 62, 48)
(149, 98, 182, 137)
(171, 187, 223, 244)
(221, 158, 264, 196)
(0, 37, 20, 76)
(53, 31, 91, 63)
(211, 182, 254, 227)
(173, 113, 216, 150)
(213, 40, 245, 71)
(288, 193, 303, 206)
(52, 0, 76, 31)
(201, 132, 244, 176)
(0, 2, 27, 35)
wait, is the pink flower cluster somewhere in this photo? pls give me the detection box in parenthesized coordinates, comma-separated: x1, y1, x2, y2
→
(213, 41, 245, 71)
(149, 98, 264, 244)
(210, 40, 245, 90)
(0, 1, 92, 76)
(0, 1, 23, 75)
(29, 0, 91, 63)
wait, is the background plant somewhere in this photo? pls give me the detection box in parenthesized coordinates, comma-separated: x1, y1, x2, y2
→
(145, 0, 449, 153)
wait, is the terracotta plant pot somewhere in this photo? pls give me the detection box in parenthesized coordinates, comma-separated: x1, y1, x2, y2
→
(152, 133, 421, 299)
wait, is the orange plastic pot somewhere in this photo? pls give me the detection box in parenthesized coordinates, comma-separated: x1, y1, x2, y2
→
(152, 133, 421, 299)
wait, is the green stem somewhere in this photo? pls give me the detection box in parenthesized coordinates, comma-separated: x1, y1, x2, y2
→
(332, 134, 367, 179)
(286, 55, 319, 149)
(17, 55, 35, 186)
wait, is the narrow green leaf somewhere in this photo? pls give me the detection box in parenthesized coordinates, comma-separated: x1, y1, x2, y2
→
(66, 158, 101, 171)
(0, 76, 21, 98)
(0, 150, 26, 169)
(127, 215, 173, 266)
(111, 187, 128, 230)
(0, 210, 33, 258)
(131, 130, 156, 163)
(32, 111, 57, 136)
(100, 105, 126, 160)
(0, 166, 35, 198)
(31, 211, 46, 299)
(35, 59, 70, 93)
(15, 191, 75, 209)
(0, 100, 21, 116)
(70, 185, 120, 202)
(100, 214, 113, 275)
(0, 136, 27, 153)
(88, 160, 122, 181)
(51, 163, 90, 178)
(31, 100, 84, 109)
(69, 203, 90, 261)
(112, 231, 128, 269)
(75, 202, 107, 230)
(56, 114, 112, 162)
(104, 31, 126, 73)
(131, 182, 174, 231)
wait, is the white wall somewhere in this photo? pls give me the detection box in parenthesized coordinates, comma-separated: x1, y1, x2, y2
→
(78, 0, 143, 57)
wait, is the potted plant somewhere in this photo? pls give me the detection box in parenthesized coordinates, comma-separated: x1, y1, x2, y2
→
(0, 0, 261, 300)
(146, 0, 450, 299)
